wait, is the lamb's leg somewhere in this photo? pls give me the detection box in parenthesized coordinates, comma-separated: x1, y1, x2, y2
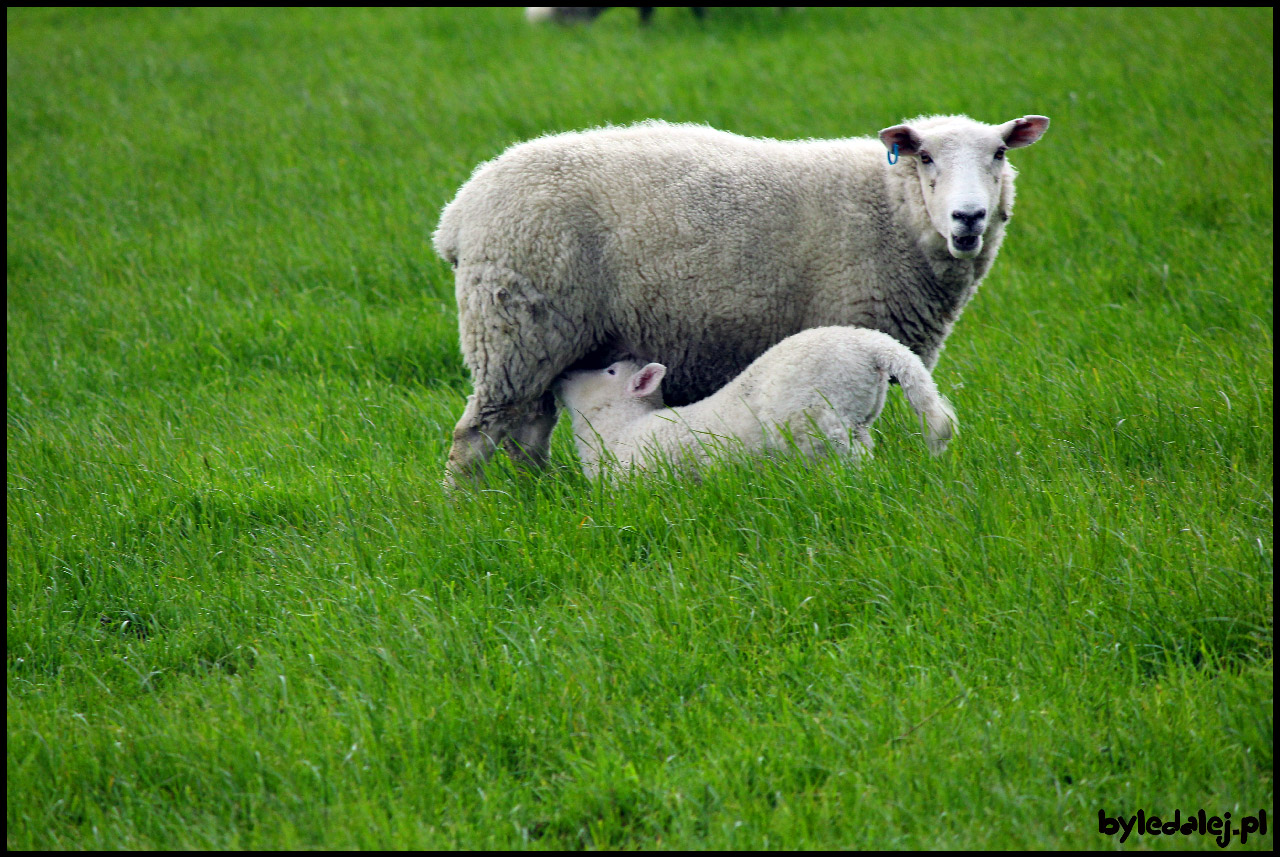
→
(854, 425, 875, 458)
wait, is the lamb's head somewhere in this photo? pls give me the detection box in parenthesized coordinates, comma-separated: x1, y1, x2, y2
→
(554, 360, 668, 421)
(880, 114, 1049, 260)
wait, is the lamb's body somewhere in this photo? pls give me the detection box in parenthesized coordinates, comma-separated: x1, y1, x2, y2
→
(556, 326, 957, 479)
(434, 116, 1047, 485)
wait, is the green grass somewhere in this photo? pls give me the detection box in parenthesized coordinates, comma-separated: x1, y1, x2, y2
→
(7, 6, 1272, 849)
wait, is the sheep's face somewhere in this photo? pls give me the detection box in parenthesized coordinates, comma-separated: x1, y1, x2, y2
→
(880, 115, 1049, 260)
(554, 361, 668, 418)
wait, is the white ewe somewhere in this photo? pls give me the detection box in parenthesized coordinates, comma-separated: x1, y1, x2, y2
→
(434, 114, 1046, 485)
(554, 326, 957, 480)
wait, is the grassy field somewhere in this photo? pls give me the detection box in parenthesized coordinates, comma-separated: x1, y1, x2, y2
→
(7, 7, 1272, 849)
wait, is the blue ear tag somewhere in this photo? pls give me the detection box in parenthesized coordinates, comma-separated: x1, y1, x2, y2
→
(888, 143, 899, 165)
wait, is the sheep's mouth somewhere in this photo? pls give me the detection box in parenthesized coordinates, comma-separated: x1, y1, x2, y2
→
(951, 234, 981, 253)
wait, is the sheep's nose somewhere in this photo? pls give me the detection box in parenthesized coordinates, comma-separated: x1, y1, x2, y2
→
(951, 207, 987, 233)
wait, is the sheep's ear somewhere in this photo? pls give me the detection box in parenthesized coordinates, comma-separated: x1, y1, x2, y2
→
(628, 363, 667, 398)
(879, 124, 923, 156)
(1001, 115, 1049, 149)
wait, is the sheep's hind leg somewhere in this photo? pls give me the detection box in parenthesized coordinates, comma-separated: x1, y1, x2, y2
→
(502, 390, 559, 471)
(444, 264, 584, 489)
(444, 393, 555, 487)
(443, 394, 506, 489)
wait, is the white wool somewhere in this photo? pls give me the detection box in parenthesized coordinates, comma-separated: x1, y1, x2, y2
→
(555, 326, 958, 480)
(433, 115, 1046, 485)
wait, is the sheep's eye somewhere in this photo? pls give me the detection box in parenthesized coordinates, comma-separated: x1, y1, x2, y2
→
(606, 368, 616, 375)
(994, 147, 1007, 161)
(919, 152, 933, 165)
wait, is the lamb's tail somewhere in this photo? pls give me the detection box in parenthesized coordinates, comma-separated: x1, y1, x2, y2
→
(432, 199, 461, 267)
(876, 340, 957, 456)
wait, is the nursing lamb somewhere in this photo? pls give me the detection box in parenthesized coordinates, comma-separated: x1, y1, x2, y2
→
(433, 114, 1048, 486)
(555, 326, 956, 480)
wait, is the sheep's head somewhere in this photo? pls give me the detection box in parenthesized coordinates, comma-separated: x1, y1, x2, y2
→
(880, 115, 1049, 260)
(554, 360, 668, 419)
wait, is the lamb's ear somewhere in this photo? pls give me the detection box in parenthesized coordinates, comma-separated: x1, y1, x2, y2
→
(879, 124, 923, 156)
(1001, 115, 1049, 149)
(627, 363, 667, 398)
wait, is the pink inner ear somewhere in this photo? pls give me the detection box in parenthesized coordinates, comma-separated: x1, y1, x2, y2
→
(879, 125, 921, 156)
(628, 364, 666, 398)
(1004, 115, 1049, 148)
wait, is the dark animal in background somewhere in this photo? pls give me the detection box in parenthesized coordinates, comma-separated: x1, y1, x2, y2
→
(525, 7, 706, 25)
